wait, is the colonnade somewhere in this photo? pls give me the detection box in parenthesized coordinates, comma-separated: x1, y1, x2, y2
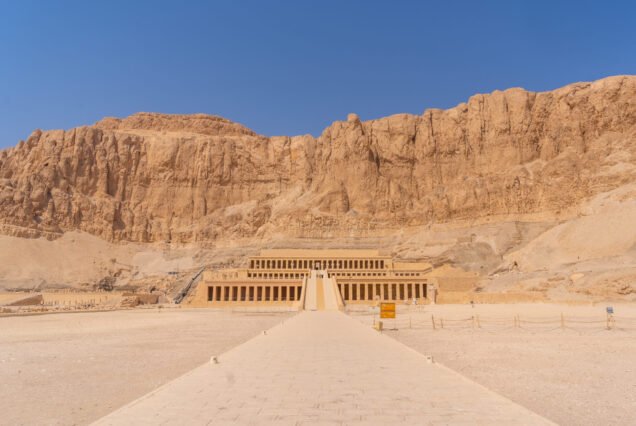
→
(207, 284, 303, 303)
(250, 258, 386, 270)
(337, 281, 427, 302)
(246, 271, 423, 279)
(248, 272, 308, 279)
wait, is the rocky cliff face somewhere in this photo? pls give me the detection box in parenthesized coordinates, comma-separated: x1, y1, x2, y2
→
(0, 76, 634, 243)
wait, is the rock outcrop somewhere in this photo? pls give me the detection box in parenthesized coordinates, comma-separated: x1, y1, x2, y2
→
(0, 76, 634, 243)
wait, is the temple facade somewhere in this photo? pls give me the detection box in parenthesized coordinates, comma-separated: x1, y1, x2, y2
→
(188, 249, 435, 309)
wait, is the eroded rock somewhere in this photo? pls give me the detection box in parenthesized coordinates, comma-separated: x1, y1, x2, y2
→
(0, 76, 634, 243)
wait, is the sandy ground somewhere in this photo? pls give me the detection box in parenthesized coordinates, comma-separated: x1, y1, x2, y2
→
(350, 303, 636, 426)
(0, 308, 293, 425)
(0, 231, 205, 291)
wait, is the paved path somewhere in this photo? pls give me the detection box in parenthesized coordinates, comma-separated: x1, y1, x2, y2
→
(95, 311, 552, 425)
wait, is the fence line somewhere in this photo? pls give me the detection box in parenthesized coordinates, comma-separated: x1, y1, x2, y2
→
(360, 312, 636, 332)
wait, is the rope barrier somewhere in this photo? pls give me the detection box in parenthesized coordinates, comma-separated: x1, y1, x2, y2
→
(443, 317, 474, 322)
(518, 319, 562, 324)
(355, 312, 636, 332)
(614, 316, 636, 322)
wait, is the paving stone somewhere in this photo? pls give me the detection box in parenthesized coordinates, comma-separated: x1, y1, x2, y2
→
(94, 311, 553, 425)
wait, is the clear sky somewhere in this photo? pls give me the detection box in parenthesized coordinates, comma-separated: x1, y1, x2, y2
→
(0, 0, 634, 148)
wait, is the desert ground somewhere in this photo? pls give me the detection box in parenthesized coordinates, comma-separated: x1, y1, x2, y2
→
(0, 309, 292, 425)
(2, 304, 634, 425)
(350, 303, 636, 426)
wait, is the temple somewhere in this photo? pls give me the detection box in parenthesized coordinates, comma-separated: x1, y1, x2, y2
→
(188, 249, 436, 309)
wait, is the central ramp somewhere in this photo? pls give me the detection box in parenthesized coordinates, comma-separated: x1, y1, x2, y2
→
(321, 274, 340, 310)
(315, 276, 326, 309)
(95, 312, 552, 425)
(304, 270, 339, 311)
(304, 271, 318, 310)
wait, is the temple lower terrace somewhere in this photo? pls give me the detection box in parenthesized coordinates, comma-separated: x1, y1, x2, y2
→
(187, 249, 435, 309)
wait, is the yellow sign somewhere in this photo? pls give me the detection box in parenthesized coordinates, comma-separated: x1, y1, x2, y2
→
(380, 302, 396, 319)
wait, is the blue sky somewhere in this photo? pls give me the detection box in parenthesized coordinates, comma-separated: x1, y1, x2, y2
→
(0, 0, 634, 147)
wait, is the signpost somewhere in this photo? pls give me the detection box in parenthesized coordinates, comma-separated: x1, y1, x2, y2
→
(380, 302, 396, 319)
(373, 302, 396, 332)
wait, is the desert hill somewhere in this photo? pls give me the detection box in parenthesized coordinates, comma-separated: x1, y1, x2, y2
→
(0, 75, 634, 298)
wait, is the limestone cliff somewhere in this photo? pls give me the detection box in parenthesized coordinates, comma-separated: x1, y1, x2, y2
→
(0, 76, 634, 243)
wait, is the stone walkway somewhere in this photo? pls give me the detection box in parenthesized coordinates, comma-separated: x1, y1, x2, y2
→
(94, 311, 552, 425)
